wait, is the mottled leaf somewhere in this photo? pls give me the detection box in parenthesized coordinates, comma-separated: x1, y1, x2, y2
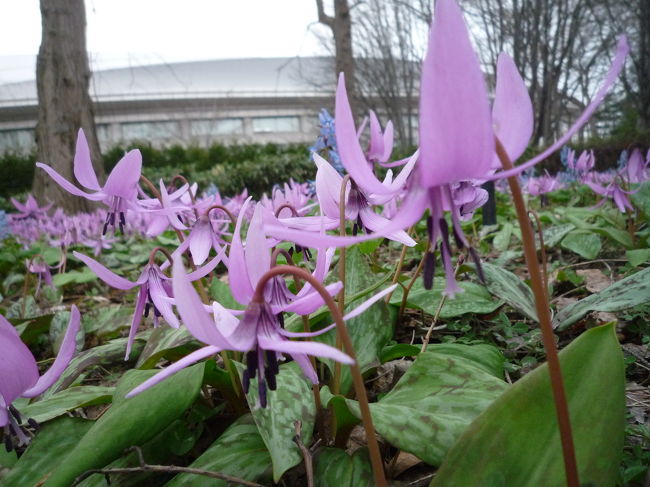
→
(318, 246, 394, 394)
(166, 415, 272, 486)
(314, 448, 373, 487)
(21, 386, 113, 424)
(481, 263, 537, 321)
(541, 223, 575, 248)
(553, 267, 650, 330)
(239, 362, 315, 482)
(326, 348, 507, 466)
(389, 279, 502, 319)
(431, 324, 625, 486)
(561, 231, 602, 259)
(136, 326, 198, 369)
(493, 222, 514, 251)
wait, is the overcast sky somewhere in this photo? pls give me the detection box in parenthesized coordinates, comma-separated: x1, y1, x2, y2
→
(0, 0, 329, 83)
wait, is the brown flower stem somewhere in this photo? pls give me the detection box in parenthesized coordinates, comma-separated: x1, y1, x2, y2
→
(527, 209, 549, 300)
(148, 247, 174, 266)
(254, 265, 387, 487)
(274, 203, 300, 218)
(333, 175, 351, 396)
(269, 250, 323, 429)
(171, 174, 200, 220)
(495, 137, 579, 487)
(385, 226, 414, 303)
(207, 204, 237, 227)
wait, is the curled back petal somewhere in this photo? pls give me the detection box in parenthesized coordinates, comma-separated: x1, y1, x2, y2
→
(73, 129, 101, 191)
(22, 306, 81, 398)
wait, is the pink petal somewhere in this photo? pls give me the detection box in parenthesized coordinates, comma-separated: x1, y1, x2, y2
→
(492, 52, 533, 165)
(125, 288, 147, 360)
(73, 129, 101, 191)
(359, 207, 416, 246)
(172, 258, 230, 346)
(35, 163, 104, 201)
(0, 315, 39, 413)
(73, 251, 136, 290)
(283, 281, 343, 315)
(125, 345, 222, 398)
(244, 205, 270, 290)
(186, 245, 227, 281)
(23, 306, 81, 397)
(493, 36, 629, 179)
(189, 221, 213, 265)
(229, 198, 255, 305)
(103, 149, 142, 199)
(314, 153, 345, 219)
(419, 0, 494, 187)
(335, 74, 396, 195)
(292, 353, 318, 384)
(258, 335, 354, 365)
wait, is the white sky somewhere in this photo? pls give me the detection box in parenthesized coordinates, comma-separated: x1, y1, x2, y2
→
(0, 0, 330, 83)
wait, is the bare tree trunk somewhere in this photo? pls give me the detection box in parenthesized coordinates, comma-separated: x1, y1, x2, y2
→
(316, 0, 358, 114)
(33, 0, 104, 213)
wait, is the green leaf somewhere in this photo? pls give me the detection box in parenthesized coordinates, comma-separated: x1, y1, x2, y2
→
(627, 248, 650, 267)
(314, 448, 373, 487)
(317, 247, 394, 394)
(136, 326, 198, 368)
(83, 305, 133, 337)
(44, 336, 148, 398)
(631, 180, 650, 217)
(493, 222, 514, 251)
(541, 224, 575, 248)
(327, 348, 507, 466)
(12, 313, 54, 345)
(423, 343, 505, 379)
(239, 362, 316, 482)
(389, 278, 502, 319)
(209, 278, 246, 310)
(561, 231, 602, 259)
(430, 324, 625, 486)
(20, 386, 113, 423)
(3, 417, 93, 487)
(554, 267, 650, 330)
(379, 343, 421, 363)
(52, 269, 98, 287)
(43, 364, 204, 487)
(166, 415, 272, 486)
(481, 263, 537, 321)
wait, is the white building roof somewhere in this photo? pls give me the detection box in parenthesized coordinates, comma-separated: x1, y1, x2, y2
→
(0, 57, 335, 107)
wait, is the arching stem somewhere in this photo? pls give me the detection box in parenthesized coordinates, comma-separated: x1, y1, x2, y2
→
(253, 265, 387, 487)
(495, 137, 579, 487)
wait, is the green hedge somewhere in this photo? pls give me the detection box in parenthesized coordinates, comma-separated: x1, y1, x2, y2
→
(0, 142, 315, 204)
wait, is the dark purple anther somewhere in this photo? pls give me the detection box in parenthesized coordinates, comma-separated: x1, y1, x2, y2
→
(423, 251, 436, 289)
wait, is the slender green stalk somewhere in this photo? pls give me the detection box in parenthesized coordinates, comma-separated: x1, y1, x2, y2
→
(496, 137, 579, 487)
(385, 226, 414, 303)
(254, 265, 387, 487)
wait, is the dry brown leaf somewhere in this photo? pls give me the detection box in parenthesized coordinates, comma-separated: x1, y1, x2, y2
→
(576, 268, 611, 293)
(390, 451, 423, 477)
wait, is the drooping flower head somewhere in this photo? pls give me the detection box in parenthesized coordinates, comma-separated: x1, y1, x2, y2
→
(1, 307, 80, 451)
(36, 129, 142, 234)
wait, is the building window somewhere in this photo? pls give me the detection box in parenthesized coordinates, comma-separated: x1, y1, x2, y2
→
(190, 118, 244, 136)
(0, 129, 35, 153)
(96, 124, 112, 146)
(121, 121, 179, 140)
(252, 116, 300, 133)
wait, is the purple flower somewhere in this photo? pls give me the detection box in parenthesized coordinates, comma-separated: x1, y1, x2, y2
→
(365, 110, 394, 165)
(1, 307, 80, 450)
(623, 148, 649, 184)
(527, 171, 561, 197)
(585, 179, 635, 213)
(73, 249, 226, 359)
(126, 258, 357, 408)
(229, 200, 342, 313)
(36, 129, 142, 234)
(25, 257, 54, 297)
(10, 195, 52, 221)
